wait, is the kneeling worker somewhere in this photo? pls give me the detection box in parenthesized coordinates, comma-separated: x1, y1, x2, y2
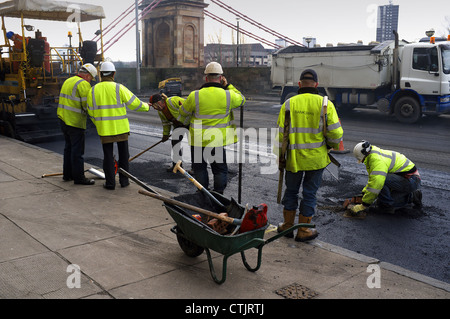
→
(351, 140, 422, 215)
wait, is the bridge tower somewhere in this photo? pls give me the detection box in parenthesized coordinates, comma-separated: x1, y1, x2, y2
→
(141, 0, 208, 68)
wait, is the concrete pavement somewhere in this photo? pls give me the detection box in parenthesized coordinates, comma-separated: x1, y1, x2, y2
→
(0, 135, 449, 301)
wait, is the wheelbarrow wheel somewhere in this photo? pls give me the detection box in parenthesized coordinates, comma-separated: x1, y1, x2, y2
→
(175, 227, 204, 257)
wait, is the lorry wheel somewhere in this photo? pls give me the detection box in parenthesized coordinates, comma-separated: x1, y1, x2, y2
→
(394, 96, 421, 124)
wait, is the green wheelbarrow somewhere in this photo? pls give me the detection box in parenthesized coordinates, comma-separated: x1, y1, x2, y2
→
(163, 193, 314, 285)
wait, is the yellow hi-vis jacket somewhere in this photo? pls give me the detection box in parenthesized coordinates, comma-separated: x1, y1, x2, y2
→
(158, 96, 185, 136)
(57, 76, 91, 129)
(362, 145, 418, 205)
(275, 91, 343, 172)
(177, 83, 245, 147)
(87, 81, 149, 136)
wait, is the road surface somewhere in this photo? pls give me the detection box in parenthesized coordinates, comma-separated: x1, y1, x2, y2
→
(34, 95, 450, 284)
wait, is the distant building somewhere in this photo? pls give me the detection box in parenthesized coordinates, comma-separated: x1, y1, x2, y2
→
(376, 1, 399, 42)
(275, 39, 289, 48)
(204, 43, 275, 67)
(140, 0, 208, 68)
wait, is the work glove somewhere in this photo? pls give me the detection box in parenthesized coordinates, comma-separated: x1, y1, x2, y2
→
(350, 204, 368, 215)
(161, 135, 169, 142)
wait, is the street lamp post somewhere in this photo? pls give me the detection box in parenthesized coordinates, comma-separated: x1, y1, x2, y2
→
(135, 0, 141, 93)
(236, 17, 240, 67)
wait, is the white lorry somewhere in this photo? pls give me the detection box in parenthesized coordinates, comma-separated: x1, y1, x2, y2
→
(271, 32, 450, 123)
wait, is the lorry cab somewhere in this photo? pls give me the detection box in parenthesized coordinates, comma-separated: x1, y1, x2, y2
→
(400, 42, 450, 96)
(397, 40, 450, 119)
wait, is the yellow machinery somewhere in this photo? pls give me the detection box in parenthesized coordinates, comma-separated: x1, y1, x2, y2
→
(0, 0, 105, 142)
(158, 77, 182, 97)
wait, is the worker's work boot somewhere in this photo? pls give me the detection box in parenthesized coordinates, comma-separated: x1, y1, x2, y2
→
(295, 214, 318, 242)
(277, 209, 296, 238)
(74, 177, 95, 185)
(411, 190, 423, 209)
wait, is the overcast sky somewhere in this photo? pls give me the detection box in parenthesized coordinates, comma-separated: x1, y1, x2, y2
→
(2, 0, 449, 62)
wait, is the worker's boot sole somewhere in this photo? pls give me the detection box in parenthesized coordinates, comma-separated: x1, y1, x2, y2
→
(295, 232, 318, 242)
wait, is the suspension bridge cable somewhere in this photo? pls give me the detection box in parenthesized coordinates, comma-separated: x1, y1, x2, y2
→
(92, 0, 145, 42)
(204, 10, 282, 49)
(103, 0, 162, 53)
(210, 0, 304, 47)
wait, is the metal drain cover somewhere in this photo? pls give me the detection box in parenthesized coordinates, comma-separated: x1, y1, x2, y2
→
(274, 283, 318, 299)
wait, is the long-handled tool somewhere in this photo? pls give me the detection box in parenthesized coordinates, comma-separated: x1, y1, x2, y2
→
(238, 96, 244, 204)
(128, 135, 171, 162)
(139, 189, 242, 225)
(139, 189, 267, 234)
(322, 96, 341, 170)
(118, 168, 160, 195)
(41, 167, 105, 179)
(277, 110, 290, 203)
(173, 160, 245, 218)
(172, 160, 231, 213)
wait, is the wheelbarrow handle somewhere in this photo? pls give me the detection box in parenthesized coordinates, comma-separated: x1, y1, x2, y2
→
(264, 223, 315, 245)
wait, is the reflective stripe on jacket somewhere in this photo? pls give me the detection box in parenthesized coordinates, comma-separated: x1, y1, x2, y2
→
(177, 83, 245, 147)
(158, 96, 185, 136)
(87, 81, 149, 136)
(57, 76, 91, 129)
(362, 145, 417, 205)
(275, 92, 343, 172)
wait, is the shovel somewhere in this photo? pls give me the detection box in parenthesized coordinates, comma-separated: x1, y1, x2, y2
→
(140, 189, 249, 227)
(172, 160, 243, 219)
(277, 110, 290, 203)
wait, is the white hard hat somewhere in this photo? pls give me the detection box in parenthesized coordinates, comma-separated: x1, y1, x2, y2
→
(204, 61, 223, 75)
(100, 61, 116, 73)
(81, 63, 97, 78)
(353, 141, 372, 163)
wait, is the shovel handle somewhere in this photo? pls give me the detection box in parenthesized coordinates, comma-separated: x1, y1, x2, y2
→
(138, 189, 238, 225)
(129, 135, 171, 162)
(277, 111, 290, 203)
(277, 169, 284, 204)
(173, 160, 203, 190)
(41, 172, 63, 178)
(173, 160, 225, 210)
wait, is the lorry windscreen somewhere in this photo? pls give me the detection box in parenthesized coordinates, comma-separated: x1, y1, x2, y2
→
(442, 44, 450, 74)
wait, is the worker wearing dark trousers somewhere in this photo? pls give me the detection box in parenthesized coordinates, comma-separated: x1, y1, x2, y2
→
(177, 62, 245, 194)
(190, 146, 228, 194)
(57, 64, 98, 185)
(87, 61, 150, 190)
(60, 120, 87, 182)
(101, 140, 129, 188)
